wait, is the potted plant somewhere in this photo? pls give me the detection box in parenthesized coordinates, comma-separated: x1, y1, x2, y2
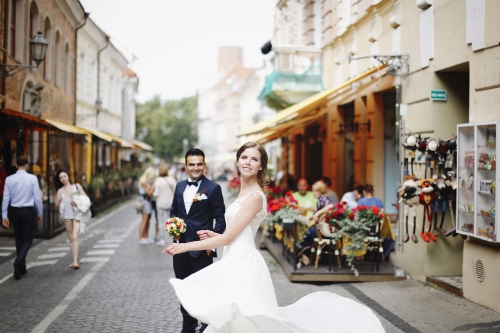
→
(327, 204, 384, 276)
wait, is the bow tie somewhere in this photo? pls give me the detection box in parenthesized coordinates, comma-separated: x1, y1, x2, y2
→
(187, 180, 199, 187)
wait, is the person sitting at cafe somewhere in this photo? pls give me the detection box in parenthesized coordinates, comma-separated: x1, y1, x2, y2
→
(300, 181, 330, 249)
(340, 185, 365, 209)
(321, 177, 339, 205)
(357, 184, 384, 212)
(293, 178, 317, 218)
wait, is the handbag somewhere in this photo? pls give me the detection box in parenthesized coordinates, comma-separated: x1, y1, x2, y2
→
(134, 200, 145, 212)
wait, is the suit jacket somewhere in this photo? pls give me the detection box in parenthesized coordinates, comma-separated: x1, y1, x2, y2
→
(170, 175, 226, 258)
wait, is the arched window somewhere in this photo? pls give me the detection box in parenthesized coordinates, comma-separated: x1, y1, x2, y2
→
(54, 31, 61, 87)
(29, 1, 40, 65)
(64, 43, 70, 93)
(9, 0, 24, 60)
(78, 53, 86, 100)
(43, 17, 52, 80)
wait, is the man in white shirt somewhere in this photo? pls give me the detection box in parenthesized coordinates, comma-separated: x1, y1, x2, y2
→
(2, 156, 42, 280)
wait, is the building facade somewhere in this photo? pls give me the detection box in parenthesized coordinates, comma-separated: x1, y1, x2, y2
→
(0, 0, 86, 236)
(76, 18, 128, 136)
(241, 0, 500, 312)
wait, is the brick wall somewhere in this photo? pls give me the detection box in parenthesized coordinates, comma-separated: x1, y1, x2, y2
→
(0, 0, 77, 123)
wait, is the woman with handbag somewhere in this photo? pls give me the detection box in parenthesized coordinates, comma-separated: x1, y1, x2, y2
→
(152, 164, 177, 246)
(138, 167, 156, 244)
(56, 170, 87, 269)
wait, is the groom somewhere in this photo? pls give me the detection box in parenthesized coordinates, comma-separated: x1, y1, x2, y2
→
(169, 148, 226, 333)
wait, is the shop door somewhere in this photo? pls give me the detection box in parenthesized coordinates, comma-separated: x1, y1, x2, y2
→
(342, 102, 355, 194)
(384, 93, 398, 214)
(304, 125, 322, 183)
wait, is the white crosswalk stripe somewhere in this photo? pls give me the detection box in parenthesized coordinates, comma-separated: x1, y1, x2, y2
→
(86, 250, 115, 256)
(0, 252, 12, 257)
(37, 253, 68, 259)
(93, 244, 120, 248)
(80, 257, 109, 263)
(48, 247, 71, 252)
(0, 247, 16, 250)
(98, 239, 123, 243)
(27, 260, 59, 268)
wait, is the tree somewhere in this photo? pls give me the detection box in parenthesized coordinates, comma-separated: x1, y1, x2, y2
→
(136, 94, 198, 161)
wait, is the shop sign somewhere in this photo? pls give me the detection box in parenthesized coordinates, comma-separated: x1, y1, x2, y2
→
(430, 90, 447, 101)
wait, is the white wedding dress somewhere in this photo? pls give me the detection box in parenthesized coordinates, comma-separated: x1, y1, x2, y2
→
(170, 192, 385, 333)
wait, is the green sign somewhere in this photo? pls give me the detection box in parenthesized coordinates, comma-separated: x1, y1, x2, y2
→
(430, 90, 447, 101)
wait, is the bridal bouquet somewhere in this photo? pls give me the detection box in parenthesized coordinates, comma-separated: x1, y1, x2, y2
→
(165, 217, 187, 243)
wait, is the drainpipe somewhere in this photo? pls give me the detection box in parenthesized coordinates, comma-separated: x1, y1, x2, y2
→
(73, 12, 89, 124)
(96, 35, 110, 129)
(1, 0, 11, 110)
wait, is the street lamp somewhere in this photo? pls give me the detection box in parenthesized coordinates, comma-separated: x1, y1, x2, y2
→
(1, 31, 48, 79)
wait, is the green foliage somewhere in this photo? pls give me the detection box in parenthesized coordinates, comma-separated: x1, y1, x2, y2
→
(136, 94, 198, 161)
(88, 174, 105, 190)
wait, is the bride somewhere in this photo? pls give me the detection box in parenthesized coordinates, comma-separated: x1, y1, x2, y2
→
(165, 142, 385, 333)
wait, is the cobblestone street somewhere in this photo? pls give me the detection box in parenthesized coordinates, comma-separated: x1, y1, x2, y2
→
(1, 197, 500, 332)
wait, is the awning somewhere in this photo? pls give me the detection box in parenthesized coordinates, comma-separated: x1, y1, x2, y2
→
(1, 109, 50, 126)
(110, 135, 134, 148)
(44, 119, 89, 135)
(79, 126, 114, 142)
(237, 64, 387, 137)
(127, 138, 153, 151)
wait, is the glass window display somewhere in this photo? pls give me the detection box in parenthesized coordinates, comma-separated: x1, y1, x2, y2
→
(456, 122, 498, 242)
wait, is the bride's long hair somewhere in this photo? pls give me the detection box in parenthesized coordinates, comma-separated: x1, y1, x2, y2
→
(236, 142, 269, 189)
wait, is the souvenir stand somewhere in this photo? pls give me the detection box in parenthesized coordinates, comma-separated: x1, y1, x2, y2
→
(456, 123, 497, 241)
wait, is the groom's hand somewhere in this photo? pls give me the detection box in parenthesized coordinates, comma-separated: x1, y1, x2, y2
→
(197, 230, 216, 240)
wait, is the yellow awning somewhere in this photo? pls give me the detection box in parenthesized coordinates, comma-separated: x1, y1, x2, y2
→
(44, 119, 89, 135)
(128, 139, 153, 151)
(110, 135, 134, 148)
(79, 126, 114, 142)
(237, 65, 386, 137)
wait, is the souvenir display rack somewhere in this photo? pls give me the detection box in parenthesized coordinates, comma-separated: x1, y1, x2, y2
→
(456, 122, 497, 242)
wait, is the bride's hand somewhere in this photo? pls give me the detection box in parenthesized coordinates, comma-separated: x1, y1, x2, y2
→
(197, 230, 216, 240)
(163, 243, 187, 256)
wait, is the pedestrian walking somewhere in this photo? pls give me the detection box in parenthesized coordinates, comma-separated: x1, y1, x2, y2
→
(138, 167, 156, 244)
(1, 156, 43, 280)
(152, 164, 176, 246)
(56, 170, 87, 269)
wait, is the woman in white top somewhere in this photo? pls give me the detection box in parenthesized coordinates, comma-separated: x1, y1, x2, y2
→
(152, 164, 177, 246)
(56, 171, 86, 269)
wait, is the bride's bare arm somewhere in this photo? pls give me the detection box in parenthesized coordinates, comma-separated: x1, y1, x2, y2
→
(197, 230, 221, 240)
(164, 192, 263, 255)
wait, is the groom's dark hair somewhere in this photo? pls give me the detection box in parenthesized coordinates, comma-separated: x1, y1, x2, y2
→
(185, 148, 205, 164)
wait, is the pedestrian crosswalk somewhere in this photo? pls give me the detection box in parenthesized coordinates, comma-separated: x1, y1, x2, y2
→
(0, 246, 16, 257)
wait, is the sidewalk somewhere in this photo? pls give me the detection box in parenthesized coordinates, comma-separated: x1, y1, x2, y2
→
(263, 247, 500, 333)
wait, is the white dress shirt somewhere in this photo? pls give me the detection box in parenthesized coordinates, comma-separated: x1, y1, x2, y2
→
(183, 178, 202, 214)
(2, 170, 43, 218)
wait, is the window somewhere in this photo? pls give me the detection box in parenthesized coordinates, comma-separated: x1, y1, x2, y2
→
(43, 17, 52, 80)
(278, 53, 293, 72)
(78, 53, 86, 100)
(64, 44, 70, 93)
(29, 1, 40, 65)
(9, 0, 23, 60)
(54, 32, 61, 87)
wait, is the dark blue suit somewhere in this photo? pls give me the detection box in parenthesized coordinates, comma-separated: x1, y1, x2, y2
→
(170, 175, 226, 333)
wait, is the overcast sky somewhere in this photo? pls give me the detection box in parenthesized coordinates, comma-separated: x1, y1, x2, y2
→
(79, 0, 275, 103)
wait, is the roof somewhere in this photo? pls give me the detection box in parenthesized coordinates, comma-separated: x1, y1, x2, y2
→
(123, 67, 137, 78)
(215, 67, 256, 88)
